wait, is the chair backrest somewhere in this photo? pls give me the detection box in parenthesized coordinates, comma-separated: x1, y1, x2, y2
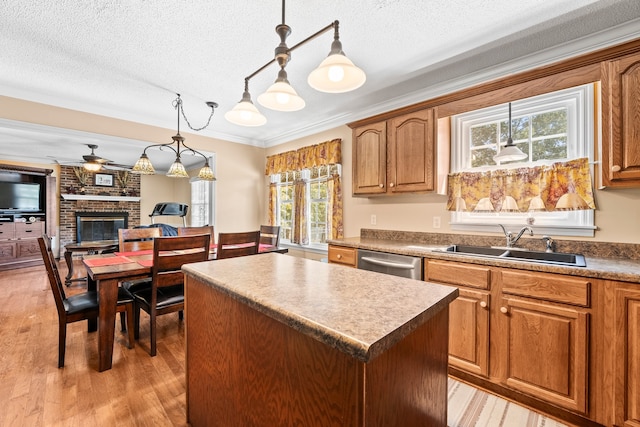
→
(216, 231, 261, 259)
(259, 225, 281, 247)
(37, 235, 67, 316)
(177, 225, 214, 238)
(152, 235, 211, 290)
(118, 227, 162, 252)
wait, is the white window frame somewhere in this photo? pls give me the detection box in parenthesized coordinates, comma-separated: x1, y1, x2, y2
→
(189, 156, 215, 227)
(450, 84, 596, 237)
(272, 164, 340, 251)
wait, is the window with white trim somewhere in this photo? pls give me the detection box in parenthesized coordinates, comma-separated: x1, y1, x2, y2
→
(450, 84, 596, 236)
(189, 157, 215, 226)
(271, 164, 339, 248)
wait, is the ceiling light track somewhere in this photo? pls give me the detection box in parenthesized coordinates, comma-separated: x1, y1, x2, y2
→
(224, 0, 366, 127)
(132, 94, 217, 181)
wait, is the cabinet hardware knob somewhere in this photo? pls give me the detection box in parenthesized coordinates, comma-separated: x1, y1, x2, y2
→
(337, 254, 342, 259)
(612, 165, 621, 172)
(389, 183, 395, 187)
(480, 301, 487, 308)
(379, 183, 384, 188)
(500, 306, 508, 314)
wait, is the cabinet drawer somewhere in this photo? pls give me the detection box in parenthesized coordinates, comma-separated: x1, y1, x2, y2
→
(425, 260, 491, 289)
(15, 222, 44, 239)
(0, 241, 16, 260)
(500, 270, 590, 307)
(0, 222, 16, 239)
(328, 245, 357, 267)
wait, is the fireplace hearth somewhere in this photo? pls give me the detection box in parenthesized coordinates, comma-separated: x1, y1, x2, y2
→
(76, 212, 128, 243)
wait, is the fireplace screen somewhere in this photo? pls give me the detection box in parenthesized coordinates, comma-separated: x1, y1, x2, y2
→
(76, 212, 129, 243)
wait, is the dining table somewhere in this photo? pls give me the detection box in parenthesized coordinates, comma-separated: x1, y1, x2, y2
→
(82, 243, 288, 371)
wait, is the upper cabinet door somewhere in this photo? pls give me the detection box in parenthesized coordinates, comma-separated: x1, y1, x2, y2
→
(387, 109, 436, 193)
(601, 52, 640, 187)
(352, 122, 387, 195)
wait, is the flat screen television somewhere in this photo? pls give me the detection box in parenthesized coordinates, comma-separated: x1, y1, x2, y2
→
(0, 182, 41, 211)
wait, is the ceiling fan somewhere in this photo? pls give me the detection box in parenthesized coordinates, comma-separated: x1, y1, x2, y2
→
(51, 144, 132, 171)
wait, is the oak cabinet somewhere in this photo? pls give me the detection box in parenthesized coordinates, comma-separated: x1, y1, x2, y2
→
(327, 244, 357, 268)
(352, 121, 387, 195)
(351, 108, 436, 196)
(425, 260, 490, 377)
(601, 51, 640, 187)
(613, 285, 640, 427)
(425, 259, 599, 423)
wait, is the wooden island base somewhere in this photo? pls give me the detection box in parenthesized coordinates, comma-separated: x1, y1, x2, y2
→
(185, 276, 449, 427)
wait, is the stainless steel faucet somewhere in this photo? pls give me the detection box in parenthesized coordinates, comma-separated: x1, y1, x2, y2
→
(498, 224, 534, 248)
(541, 235, 555, 253)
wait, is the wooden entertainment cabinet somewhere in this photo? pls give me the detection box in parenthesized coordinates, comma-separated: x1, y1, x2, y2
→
(0, 164, 57, 271)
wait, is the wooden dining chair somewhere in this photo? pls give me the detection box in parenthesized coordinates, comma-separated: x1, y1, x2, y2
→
(177, 225, 214, 237)
(259, 225, 281, 247)
(118, 227, 162, 252)
(131, 234, 211, 356)
(38, 235, 135, 368)
(216, 231, 261, 259)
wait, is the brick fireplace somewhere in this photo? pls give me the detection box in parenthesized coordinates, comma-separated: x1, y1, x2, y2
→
(59, 166, 141, 248)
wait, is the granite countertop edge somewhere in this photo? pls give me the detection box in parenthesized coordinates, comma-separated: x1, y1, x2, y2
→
(328, 237, 640, 283)
(183, 256, 459, 363)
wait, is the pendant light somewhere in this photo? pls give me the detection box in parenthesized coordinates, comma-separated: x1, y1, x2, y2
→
(307, 22, 366, 93)
(493, 102, 527, 163)
(132, 94, 218, 181)
(225, 0, 365, 126)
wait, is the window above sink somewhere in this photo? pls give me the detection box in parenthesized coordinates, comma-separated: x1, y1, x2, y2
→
(449, 83, 596, 237)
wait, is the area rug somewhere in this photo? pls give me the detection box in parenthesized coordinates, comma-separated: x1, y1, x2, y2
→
(448, 378, 569, 427)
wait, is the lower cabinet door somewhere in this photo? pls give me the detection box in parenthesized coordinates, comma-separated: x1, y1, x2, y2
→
(614, 287, 640, 427)
(448, 288, 490, 377)
(498, 297, 589, 414)
(16, 239, 40, 259)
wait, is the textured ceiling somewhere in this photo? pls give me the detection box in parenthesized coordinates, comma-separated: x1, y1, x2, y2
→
(1, 0, 640, 171)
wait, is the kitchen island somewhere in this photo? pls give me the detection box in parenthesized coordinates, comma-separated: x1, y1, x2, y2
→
(182, 253, 458, 427)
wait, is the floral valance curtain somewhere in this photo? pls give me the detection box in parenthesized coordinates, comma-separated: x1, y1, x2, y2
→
(447, 158, 596, 212)
(265, 138, 343, 241)
(265, 138, 342, 175)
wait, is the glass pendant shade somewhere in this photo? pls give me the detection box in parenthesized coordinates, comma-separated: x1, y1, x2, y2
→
(224, 92, 267, 126)
(494, 143, 527, 162)
(197, 162, 216, 181)
(258, 70, 305, 111)
(308, 53, 366, 93)
(132, 153, 155, 175)
(493, 102, 527, 162)
(167, 158, 188, 178)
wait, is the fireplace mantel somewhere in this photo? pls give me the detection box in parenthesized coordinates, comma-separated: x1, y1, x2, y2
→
(61, 194, 141, 202)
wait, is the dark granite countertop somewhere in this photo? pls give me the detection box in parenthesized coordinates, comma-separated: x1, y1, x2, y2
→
(328, 231, 640, 284)
(182, 253, 458, 363)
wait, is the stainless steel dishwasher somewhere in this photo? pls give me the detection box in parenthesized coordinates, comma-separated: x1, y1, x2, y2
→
(357, 249, 422, 280)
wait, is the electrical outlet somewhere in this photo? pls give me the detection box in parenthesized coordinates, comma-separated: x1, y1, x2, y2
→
(370, 214, 377, 225)
(433, 216, 441, 229)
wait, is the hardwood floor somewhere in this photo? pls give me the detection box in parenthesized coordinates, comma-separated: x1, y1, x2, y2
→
(0, 261, 188, 426)
(1, 259, 573, 427)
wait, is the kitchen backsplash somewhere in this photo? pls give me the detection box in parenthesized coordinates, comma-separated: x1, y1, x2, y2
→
(359, 229, 640, 260)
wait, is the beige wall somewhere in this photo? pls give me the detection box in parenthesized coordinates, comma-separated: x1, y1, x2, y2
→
(1, 96, 265, 235)
(268, 125, 640, 244)
(3, 96, 640, 245)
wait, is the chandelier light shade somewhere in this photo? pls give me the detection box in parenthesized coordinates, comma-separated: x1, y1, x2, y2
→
(225, 0, 366, 127)
(494, 102, 527, 163)
(132, 94, 218, 181)
(224, 85, 267, 126)
(132, 153, 155, 175)
(167, 157, 189, 178)
(258, 69, 305, 111)
(307, 25, 366, 93)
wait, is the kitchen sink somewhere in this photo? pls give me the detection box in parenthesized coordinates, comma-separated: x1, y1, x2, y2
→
(440, 245, 587, 267)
